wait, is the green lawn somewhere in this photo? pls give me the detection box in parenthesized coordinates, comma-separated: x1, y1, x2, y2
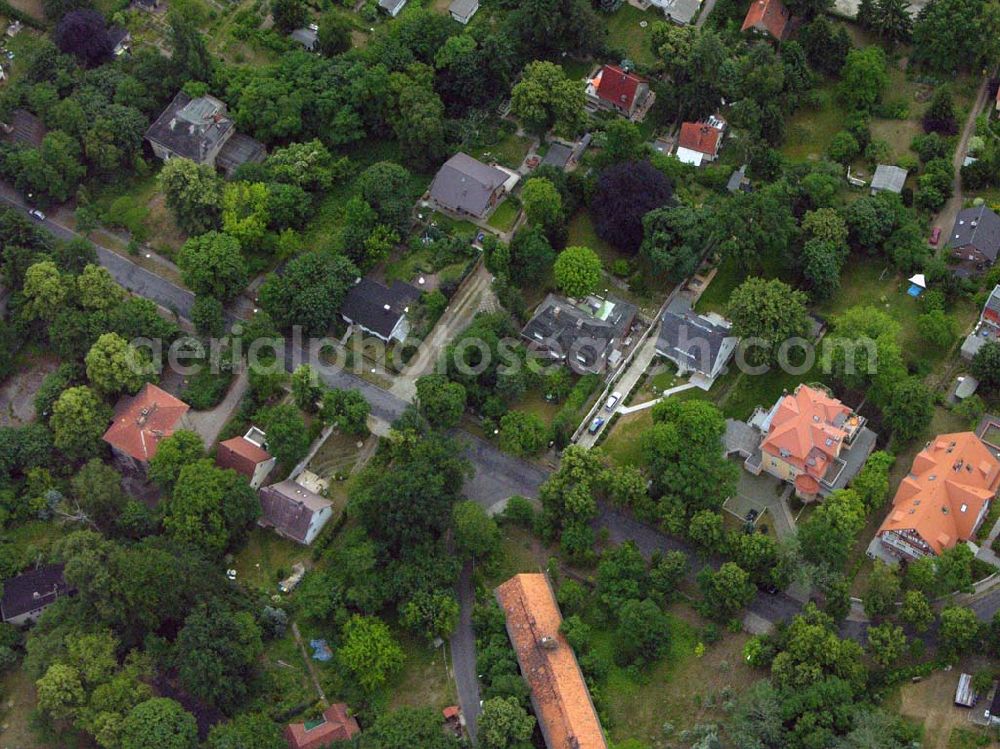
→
(567, 211, 621, 268)
(233, 527, 312, 592)
(693, 255, 742, 316)
(558, 58, 596, 81)
(471, 133, 533, 170)
(604, 4, 657, 67)
(386, 632, 457, 711)
(782, 85, 850, 163)
(487, 199, 521, 232)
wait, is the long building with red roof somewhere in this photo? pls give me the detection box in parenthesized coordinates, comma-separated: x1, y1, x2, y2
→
(495, 573, 607, 749)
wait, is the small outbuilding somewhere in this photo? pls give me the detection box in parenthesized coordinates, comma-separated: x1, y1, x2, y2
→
(448, 0, 479, 23)
(956, 673, 977, 707)
(870, 164, 908, 195)
(378, 0, 407, 16)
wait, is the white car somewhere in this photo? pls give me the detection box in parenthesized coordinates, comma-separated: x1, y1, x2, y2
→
(605, 391, 622, 411)
(28, 209, 44, 221)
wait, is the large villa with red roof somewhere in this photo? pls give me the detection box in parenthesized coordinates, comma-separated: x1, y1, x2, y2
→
(584, 65, 654, 122)
(726, 384, 877, 502)
(102, 383, 192, 477)
(869, 432, 1000, 563)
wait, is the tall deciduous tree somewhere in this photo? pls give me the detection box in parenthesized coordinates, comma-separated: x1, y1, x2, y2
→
(50, 386, 111, 462)
(85, 333, 153, 397)
(415, 375, 467, 429)
(54, 9, 111, 67)
(158, 158, 222, 235)
(120, 698, 198, 749)
(553, 246, 602, 298)
(591, 161, 672, 254)
(257, 251, 358, 335)
(337, 615, 404, 693)
(148, 430, 204, 491)
(510, 61, 585, 137)
(727, 277, 810, 367)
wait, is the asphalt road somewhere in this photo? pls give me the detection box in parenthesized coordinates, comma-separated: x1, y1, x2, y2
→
(451, 562, 482, 742)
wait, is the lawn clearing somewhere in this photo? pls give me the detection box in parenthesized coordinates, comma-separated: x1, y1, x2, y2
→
(567, 211, 621, 268)
(233, 527, 312, 592)
(893, 664, 997, 749)
(598, 604, 758, 745)
(512, 388, 561, 425)
(386, 632, 457, 711)
(604, 4, 657, 67)
(487, 199, 521, 233)
(471, 133, 533, 170)
(782, 85, 850, 163)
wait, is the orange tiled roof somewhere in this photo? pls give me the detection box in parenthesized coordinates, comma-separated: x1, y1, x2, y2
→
(760, 385, 854, 481)
(878, 432, 1000, 555)
(101, 383, 189, 463)
(285, 703, 360, 749)
(741, 0, 791, 39)
(678, 122, 721, 157)
(495, 574, 607, 749)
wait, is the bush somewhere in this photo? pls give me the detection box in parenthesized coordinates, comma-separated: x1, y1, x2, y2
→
(182, 365, 235, 410)
(501, 496, 536, 527)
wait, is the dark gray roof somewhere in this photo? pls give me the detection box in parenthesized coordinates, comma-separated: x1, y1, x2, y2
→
(661, 0, 700, 24)
(259, 481, 332, 544)
(727, 164, 747, 193)
(379, 0, 406, 12)
(870, 165, 907, 193)
(521, 294, 637, 374)
(950, 205, 1000, 261)
(540, 143, 573, 169)
(429, 153, 508, 217)
(1, 564, 72, 621)
(448, 0, 478, 15)
(216, 133, 266, 176)
(290, 27, 317, 50)
(108, 27, 129, 48)
(655, 309, 731, 376)
(340, 277, 421, 339)
(144, 91, 234, 164)
(3, 109, 46, 148)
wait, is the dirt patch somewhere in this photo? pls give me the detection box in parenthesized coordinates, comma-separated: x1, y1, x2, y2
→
(144, 192, 187, 259)
(4, 0, 44, 21)
(897, 667, 995, 749)
(0, 355, 58, 427)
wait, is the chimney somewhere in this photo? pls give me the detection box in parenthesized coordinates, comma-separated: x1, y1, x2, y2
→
(539, 635, 558, 650)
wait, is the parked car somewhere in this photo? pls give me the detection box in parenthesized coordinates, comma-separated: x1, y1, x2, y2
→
(605, 391, 622, 411)
(28, 209, 44, 221)
(588, 416, 605, 434)
(929, 226, 942, 245)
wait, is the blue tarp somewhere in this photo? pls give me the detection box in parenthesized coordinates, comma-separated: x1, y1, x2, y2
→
(907, 284, 923, 297)
(310, 639, 332, 662)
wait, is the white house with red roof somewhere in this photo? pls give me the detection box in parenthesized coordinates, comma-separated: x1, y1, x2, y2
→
(741, 0, 792, 40)
(675, 117, 726, 167)
(585, 65, 654, 122)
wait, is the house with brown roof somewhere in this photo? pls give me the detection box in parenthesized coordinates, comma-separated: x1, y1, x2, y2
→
(284, 703, 360, 749)
(741, 0, 791, 40)
(495, 573, 607, 749)
(259, 479, 334, 545)
(675, 117, 726, 167)
(740, 384, 876, 502)
(870, 432, 1000, 562)
(102, 384, 191, 476)
(585, 65, 654, 122)
(216, 426, 275, 489)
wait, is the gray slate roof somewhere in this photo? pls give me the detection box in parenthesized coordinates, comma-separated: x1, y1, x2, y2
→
(448, 0, 478, 16)
(291, 27, 317, 50)
(870, 164, 908, 194)
(727, 164, 747, 193)
(660, 0, 700, 24)
(950, 205, 1000, 261)
(259, 480, 332, 544)
(145, 91, 234, 164)
(340, 277, 421, 339)
(1, 564, 72, 621)
(540, 143, 573, 169)
(521, 294, 637, 374)
(379, 0, 406, 12)
(655, 309, 731, 377)
(216, 133, 266, 176)
(429, 153, 508, 217)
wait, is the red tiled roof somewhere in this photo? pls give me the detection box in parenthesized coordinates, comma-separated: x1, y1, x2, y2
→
(595, 65, 643, 111)
(878, 432, 1000, 555)
(741, 0, 791, 39)
(102, 384, 189, 463)
(216, 435, 271, 478)
(496, 574, 607, 749)
(677, 122, 722, 157)
(285, 703, 360, 749)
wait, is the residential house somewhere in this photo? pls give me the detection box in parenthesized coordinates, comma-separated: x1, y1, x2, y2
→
(495, 574, 607, 749)
(448, 0, 479, 23)
(259, 480, 334, 545)
(1, 108, 46, 147)
(675, 118, 725, 167)
(340, 277, 422, 343)
(428, 152, 510, 219)
(655, 302, 737, 385)
(739, 384, 876, 501)
(961, 283, 1000, 360)
(216, 426, 276, 490)
(290, 27, 318, 50)
(108, 27, 131, 57)
(585, 65, 655, 122)
(521, 293, 638, 376)
(871, 432, 1000, 562)
(652, 0, 701, 25)
(378, 0, 407, 16)
(870, 164, 908, 195)
(741, 0, 791, 40)
(284, 703, 360, 749)
(949, 205, 1000, 277)
(1, 564, 73, 626)
(102, 383, 192, 477)
(145, 92, 266, 176)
